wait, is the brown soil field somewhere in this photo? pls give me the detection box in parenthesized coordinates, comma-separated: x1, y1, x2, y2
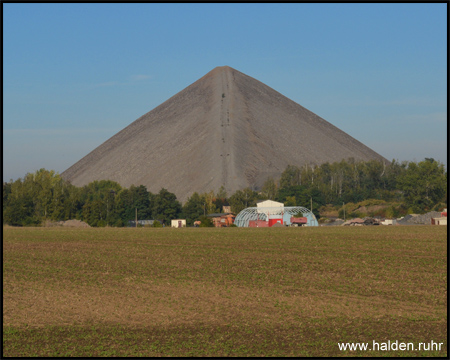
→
(3, 226, 447, 356)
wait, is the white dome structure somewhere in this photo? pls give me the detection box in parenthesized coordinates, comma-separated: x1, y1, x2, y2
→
(234, 200, 318, 227)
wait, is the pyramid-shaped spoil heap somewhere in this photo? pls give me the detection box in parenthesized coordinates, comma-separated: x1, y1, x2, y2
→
(62, 66, 387, 203)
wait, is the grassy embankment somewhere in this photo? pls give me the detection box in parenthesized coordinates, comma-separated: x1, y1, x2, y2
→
(3, 226, 447, 357)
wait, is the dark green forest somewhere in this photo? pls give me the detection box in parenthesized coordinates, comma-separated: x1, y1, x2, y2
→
(3, 158, 447, 227)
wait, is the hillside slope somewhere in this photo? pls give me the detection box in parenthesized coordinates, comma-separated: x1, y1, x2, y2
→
(62, 66, 387, 202)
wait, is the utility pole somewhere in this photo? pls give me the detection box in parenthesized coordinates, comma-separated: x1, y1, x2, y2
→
(343, 202, 345, 221)
(135, 207, 137, 228)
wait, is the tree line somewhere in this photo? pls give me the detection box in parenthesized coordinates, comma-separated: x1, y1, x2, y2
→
(3, 158, 447, 227)
(261, 157, 447, 218)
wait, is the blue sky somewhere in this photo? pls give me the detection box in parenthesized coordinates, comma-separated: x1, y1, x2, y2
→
(3, 3, 447, 182)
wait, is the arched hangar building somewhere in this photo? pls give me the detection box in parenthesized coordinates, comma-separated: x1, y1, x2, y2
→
(234, 200, 318, 227)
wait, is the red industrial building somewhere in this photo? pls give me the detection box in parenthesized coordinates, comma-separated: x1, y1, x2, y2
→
(268, 215, 283, 227)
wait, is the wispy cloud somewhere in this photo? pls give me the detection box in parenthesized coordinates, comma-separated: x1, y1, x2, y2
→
(130, 74, 152, 81)
(91, 74, 152, 88)
(93, 81, 120, 88)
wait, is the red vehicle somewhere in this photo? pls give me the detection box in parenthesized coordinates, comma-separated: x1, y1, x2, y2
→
(290, 217, 307, 226)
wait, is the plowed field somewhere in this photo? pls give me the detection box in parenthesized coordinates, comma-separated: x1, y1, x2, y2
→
(3, 226, 447, 356)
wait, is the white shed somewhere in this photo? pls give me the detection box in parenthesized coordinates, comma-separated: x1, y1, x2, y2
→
(381, 219, 397, 225)
(432, 217, 447, 226)
(171, 219, 186, 228)
(256, 200, 284, 214)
